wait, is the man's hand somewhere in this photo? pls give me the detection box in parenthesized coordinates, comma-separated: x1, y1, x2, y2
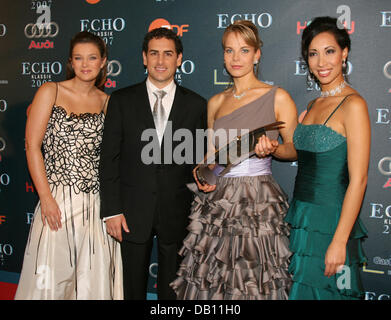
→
(105, 214, 130, 242)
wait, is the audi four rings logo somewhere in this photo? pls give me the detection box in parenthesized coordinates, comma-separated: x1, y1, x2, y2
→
(24, 22, 59, 38)
(0, 24, 6, 37)
(107, 60, 121, 76)
(378, 157, 391, 176)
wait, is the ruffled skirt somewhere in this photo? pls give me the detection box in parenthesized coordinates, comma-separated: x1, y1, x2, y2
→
(285, 198, 367, 300)
(170, 175, 292, 300)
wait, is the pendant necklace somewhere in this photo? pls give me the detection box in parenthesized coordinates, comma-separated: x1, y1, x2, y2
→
(320, 81, 347, 98)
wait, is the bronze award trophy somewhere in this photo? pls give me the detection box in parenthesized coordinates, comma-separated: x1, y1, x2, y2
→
(195, 121, 285, 186)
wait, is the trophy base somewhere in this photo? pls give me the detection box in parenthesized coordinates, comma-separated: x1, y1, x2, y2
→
(195, 165, 225, 186)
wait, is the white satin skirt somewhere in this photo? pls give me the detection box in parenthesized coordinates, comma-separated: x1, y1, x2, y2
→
(14, 185, 123, 300)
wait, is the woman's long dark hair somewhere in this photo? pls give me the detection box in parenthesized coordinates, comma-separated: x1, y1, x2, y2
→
(301, 16, 351, 85)
(66, 31, 108, 91)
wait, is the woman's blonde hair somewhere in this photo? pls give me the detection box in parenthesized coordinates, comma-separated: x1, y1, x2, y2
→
(222, 20, 263, 76)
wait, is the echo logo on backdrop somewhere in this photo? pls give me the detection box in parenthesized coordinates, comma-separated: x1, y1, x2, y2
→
(22, 61, 62, 88)
(0, 173, 10, 186)
(369, 202, 391, 236)
(80, 18, 126, 33)
(22, 62, 62, 75)
(148, 18, 189, 37)
(217, 13, 272, 29)
(86, 0, 101, 4)
(380, 11, 391, 27)
(80, 17, 125, 45)
(0, 244, 13, 256)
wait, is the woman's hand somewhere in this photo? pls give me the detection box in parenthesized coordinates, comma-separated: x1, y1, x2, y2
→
(324, 240, 346, 277)
(193, 165, 217, 193)
(40, 195, 62, 231)
(254, 135, 279, 157)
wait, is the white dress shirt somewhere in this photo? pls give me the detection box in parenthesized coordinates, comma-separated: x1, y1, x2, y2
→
(146, 78, 177, 144)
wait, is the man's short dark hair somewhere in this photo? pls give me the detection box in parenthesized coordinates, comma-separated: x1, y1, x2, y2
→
(142, 28, 183, 55)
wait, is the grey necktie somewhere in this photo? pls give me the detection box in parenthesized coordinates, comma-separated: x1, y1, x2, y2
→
(153, 90, 167, 143)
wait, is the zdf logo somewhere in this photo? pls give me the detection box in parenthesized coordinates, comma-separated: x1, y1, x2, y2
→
(148, 18, 189, 37)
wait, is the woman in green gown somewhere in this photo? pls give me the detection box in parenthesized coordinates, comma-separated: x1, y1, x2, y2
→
(255, 16, 369, 299)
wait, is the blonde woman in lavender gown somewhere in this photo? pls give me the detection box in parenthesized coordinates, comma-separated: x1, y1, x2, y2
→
(170, 20, 298, 300)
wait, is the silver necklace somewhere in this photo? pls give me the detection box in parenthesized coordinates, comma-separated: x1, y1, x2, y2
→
(233, 87, 252, 100)
(320, 81, 346, 98)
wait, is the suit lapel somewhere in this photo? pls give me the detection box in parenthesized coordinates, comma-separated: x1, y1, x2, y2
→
(161, 84, 187, 158)
(166, 84, 187, 132)
(138, 80, 156, 130)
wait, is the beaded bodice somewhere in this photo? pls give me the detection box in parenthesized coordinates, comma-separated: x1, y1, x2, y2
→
(293, 123, 346, 153)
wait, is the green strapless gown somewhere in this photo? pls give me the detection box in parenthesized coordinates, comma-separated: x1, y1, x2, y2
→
(285, 123, 367, 300)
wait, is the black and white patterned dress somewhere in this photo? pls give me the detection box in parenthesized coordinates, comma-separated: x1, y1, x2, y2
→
(15, 104, 123, 300)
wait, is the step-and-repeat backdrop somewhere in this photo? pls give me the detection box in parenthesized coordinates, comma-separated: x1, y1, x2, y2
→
(0, 0, 390, 300)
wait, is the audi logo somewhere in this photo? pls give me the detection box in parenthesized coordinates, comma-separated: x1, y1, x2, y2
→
(24, 22, 59, 38)
(378, 157, 391, 176)
(107, 60, 122, 77)
(0, 24, 6, 37)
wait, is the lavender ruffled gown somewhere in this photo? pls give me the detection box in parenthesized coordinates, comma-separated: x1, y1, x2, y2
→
(170, 87, 292, 299)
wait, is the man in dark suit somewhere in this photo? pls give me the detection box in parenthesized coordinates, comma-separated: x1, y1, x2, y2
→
(99, 28, 207, 300)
